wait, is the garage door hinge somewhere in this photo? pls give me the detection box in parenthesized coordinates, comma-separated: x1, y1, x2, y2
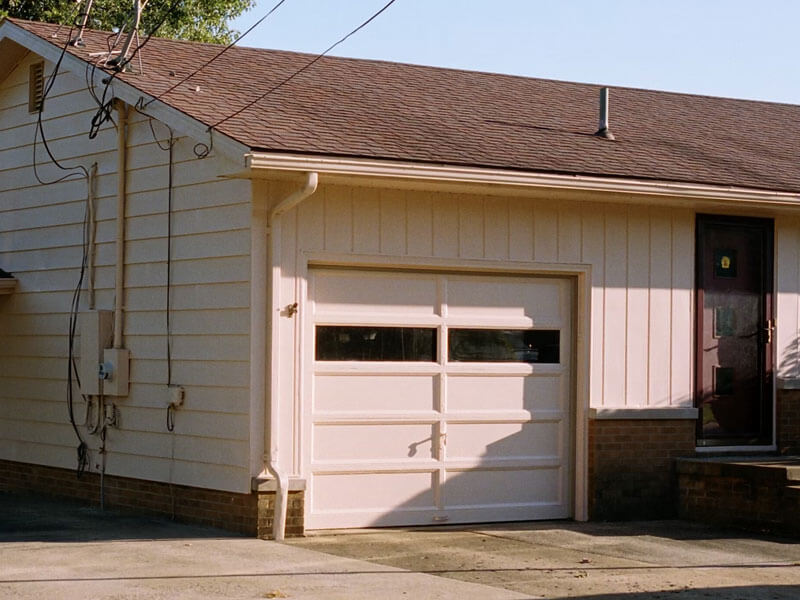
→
(282, 302, 298, 317)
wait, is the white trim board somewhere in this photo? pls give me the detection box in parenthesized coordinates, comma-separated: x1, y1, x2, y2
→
(245, 152, 800, 210)
(294, 252, 592, 523)
(590, 407, 699, 420)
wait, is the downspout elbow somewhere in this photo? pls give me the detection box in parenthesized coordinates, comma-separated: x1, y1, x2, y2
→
(271, 172, 319, 219)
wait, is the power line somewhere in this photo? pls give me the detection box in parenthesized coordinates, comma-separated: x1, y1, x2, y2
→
(88, 0, 183, 138)
(144, 0, 289, 108)
(210, 0, 398, 130)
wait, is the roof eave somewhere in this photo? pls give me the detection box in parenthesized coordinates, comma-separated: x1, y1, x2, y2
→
(0, 19, 250, 162)
(242, 151, 800, 209)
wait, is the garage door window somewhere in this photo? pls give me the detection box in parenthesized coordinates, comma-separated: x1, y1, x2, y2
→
(448, 329, 560, 363)
(316, 326, 437, 361)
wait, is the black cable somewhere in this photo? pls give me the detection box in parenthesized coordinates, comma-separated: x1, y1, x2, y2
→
(88, 0, 183, 139)
(32, 19, 94, 476)
(210, 0, 399, 130)
(144, 0, 289, 108)
(130, 105, 178, 426)
(167, 405, 175, 432)
(33, 22, 90, 185)
(193, 132, 213, 159)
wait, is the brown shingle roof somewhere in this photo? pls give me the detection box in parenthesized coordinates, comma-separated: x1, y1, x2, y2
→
(8, 18, 800, 193)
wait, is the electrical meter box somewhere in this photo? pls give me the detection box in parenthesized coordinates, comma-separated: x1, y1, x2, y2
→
(103, 348, 130, 397)
(79, 310, 113, 395)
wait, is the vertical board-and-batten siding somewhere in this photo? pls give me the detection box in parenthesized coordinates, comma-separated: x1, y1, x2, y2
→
(776, 216, 800, 385)
(264, 181, 696, 473)
(309, 187, 694, 408)
(0, 54, 252, 493)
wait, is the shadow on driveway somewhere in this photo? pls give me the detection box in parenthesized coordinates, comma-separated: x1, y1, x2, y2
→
(3, 492, 800, 599)
(0, 492, 239, 543)
(291, 520, 800, 599)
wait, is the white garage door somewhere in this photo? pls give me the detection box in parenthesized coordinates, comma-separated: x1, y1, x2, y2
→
(306, 268, 573, 530)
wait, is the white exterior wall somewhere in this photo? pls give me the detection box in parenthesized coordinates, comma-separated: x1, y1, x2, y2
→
(776, 216, 800, 386)
(0, 54, 252, 493)
(262, 181, 698, 476)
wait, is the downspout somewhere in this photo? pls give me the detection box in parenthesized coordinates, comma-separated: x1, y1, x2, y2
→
(251, 172, 318, 541)
(113, 101, 128, 349)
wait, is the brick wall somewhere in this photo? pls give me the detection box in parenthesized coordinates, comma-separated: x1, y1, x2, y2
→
(677, 458, 800, 535)
(777, 389, 800, 453)
(257, 490, 305, 538)
(589, 419, 696, 519)
(0, 459, 304, 538)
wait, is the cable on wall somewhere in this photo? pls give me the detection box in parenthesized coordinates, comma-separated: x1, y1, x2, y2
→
(209, 0, 398, 130)
(131, 105, 178, 430)
(31, 18, 97, 476)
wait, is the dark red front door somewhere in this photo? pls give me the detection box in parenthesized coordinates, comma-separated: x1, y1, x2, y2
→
(695, 215, 773, 447)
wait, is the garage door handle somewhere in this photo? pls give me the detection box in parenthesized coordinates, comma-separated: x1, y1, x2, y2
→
(439, 433, 447, 448)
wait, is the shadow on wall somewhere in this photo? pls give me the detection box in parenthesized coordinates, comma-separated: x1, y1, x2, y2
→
(778, 335, 800, 384)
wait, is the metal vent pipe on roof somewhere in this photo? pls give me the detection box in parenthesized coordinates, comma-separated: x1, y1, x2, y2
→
(595, 87, 615, 140)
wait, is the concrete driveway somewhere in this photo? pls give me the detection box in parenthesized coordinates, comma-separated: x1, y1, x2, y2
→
(2, 493, 799, 599)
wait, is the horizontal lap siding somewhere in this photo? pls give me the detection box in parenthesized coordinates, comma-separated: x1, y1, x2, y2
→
(0, 55, 251, 493)
(284, 184, 694, 414)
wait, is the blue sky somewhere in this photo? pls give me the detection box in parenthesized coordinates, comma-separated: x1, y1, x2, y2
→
(231, 0, 799, 104)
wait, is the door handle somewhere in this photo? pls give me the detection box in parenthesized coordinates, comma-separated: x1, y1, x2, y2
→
(765, 319, 774, 344)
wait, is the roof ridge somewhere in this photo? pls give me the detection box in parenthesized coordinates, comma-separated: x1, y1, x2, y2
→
(6, 16, 798, 109)
(5, 17, 800, 194)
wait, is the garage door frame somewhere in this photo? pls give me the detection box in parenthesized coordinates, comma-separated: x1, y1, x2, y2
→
(295, 252, 591, 527)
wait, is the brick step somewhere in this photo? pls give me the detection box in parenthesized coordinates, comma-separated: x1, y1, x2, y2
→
(676, 456, 800, 536)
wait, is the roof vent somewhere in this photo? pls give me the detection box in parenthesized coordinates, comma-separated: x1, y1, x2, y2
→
(28, 62, 44, 113)
(595, 87, 615, 140)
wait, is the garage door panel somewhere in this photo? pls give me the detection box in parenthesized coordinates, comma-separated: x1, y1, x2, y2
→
(308, 268, 574, 530)
(314, 374, 438, 413)
(313, 423, 436, 462)
(446, 422, 562, 460)
(446, 277, 568, 322)
(313, 471, 437, 512)
(447, 374, 567, 412)
(313, 271, 438, 317)
(443, 467, 564, 508)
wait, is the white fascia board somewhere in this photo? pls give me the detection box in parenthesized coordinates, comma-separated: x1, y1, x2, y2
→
(245, 152, 800, 209)
(1, 21, 248, 162)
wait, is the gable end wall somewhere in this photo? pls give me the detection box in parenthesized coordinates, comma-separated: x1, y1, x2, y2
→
(0, 53, 253, 494)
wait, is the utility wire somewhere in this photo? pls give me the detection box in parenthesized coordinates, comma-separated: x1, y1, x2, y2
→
(88, 0, 182, 138)
(211, 0, 398, 129)
(144, 0, 289, 108)
(33, 20, 96, 477)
